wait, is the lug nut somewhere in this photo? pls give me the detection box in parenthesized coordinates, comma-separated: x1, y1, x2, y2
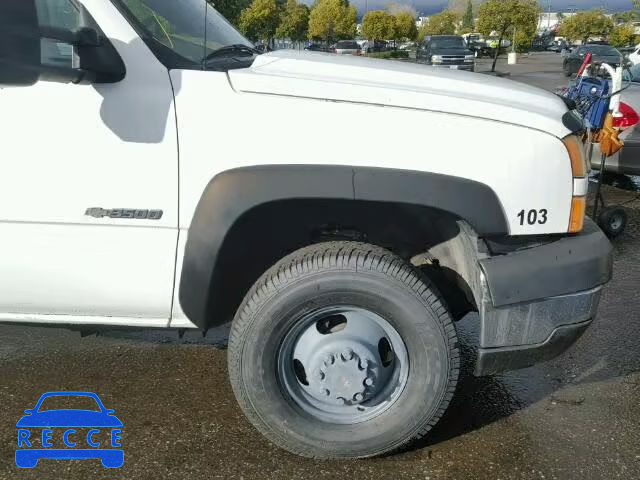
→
(326, 354, 335, 365)
(342, 349, 354, 361)
(353, 393, 364, 402)
(317, 370, 325, 380)
(364, 377, 373, 386)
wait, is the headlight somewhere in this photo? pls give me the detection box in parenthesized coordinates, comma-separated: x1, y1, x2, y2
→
(431, 55, 443, 63)
(464, 54, 475, 62)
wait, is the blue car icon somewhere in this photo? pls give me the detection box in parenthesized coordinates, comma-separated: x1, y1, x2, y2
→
(15, 391, 123, 468)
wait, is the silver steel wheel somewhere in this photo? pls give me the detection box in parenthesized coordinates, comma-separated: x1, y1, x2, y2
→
(277, 306, 409, 424)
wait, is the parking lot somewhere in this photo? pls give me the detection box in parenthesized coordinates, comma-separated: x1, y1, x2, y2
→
(2, 52, 640, 479)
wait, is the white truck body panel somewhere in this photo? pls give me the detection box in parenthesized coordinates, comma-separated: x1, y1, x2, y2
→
(173, 68, 573, 236)
(0, 0, 577, 326)
(0, 0, 178, 321)
(230, 50, 573, 139)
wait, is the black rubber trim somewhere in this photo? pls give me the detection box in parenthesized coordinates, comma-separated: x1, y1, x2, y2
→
(562, 109, 585, 134)
(474, 319, 591, 376)
(179, 165, 508, 329)
(479, 218, 612, 308)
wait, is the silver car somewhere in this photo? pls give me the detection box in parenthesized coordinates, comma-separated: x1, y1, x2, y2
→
(333, 40, 361, 55)
(590, 65, 640, 175)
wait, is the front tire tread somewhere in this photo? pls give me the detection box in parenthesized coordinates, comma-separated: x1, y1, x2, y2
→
(228, 241, 459, 458)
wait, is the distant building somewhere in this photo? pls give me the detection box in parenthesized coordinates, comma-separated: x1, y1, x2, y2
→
(416, 16, 429, 29)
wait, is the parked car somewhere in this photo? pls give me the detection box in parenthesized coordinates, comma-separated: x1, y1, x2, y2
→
(304, 43, 330, 53)
(627, 43, 640, 65)
(547, 40, 568, 53)
(333, 40, 361, 55)
(623, 64, 640, 114)
(468, 41, 493, 58)
(588, 64, 640, 177)
(254, 43, 271, 54)
(563, 44, 623, 77)
(362, 40, 388, 54)
(398, 42, 416, 51)
(1, 0, 612, 461)
(416, 35, 475, 71)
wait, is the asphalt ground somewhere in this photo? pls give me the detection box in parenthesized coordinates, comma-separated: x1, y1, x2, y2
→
(1, 52, 640, 480)
(476, 51, 572, 91)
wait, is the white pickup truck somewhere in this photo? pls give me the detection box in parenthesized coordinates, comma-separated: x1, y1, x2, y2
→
(0, 0, 612, 459)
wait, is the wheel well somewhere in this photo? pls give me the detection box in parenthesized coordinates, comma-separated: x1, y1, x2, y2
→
(207, 199, 482, 328)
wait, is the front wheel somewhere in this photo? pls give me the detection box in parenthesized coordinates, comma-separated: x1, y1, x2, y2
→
(228, 242, 459, 458)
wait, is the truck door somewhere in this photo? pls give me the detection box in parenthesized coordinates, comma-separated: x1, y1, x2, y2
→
(0, 0, 179, 324)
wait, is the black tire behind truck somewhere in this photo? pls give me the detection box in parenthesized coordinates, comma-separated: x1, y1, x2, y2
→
(228, 242, 459, 459)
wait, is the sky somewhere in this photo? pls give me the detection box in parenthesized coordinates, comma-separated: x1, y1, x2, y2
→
(301, 0, 636, 16)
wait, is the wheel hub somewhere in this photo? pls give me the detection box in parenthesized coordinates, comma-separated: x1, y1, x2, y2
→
(310, 349, 376, 405)
(278, 306, 409, 424)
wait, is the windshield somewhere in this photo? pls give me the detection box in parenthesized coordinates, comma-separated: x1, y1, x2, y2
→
(114, 0, 254, 69)
(586, 45, 620, 56)
(430, 37, 466, 49)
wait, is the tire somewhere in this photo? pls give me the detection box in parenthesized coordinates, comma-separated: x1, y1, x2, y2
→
(597, 206, 627, 238)
(563, 62, 572, 77)
(228, 241, 459, 459)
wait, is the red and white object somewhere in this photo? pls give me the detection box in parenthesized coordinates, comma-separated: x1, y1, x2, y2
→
(612, 101, 640, 129)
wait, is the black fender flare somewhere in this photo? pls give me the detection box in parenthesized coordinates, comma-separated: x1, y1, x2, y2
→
(178, 165, 508, 329)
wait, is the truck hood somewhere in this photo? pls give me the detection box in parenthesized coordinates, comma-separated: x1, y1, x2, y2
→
(228, 50, 571, 137)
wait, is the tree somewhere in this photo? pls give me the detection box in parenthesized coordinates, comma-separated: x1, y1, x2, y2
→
(276, 0, 310, 41)
(362, 10, 395, 42)
(238, 0, 281, 44)
(476, 0, 539, 72)
(609, 24, 637, 47)
(558, 10, 614, 44)
(211, 0, 252, 24)
(393, 11, 418, 42)
(613, 10, 640, 25)
(419, 10, 459, 40)
(462, 0, 474, 31)
(308, 0, 357, 44)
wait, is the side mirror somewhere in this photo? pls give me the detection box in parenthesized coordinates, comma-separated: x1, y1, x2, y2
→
(0, 0, 125, 87)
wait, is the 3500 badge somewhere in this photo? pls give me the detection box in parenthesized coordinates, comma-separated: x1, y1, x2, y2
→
(85, 207, 163, 220)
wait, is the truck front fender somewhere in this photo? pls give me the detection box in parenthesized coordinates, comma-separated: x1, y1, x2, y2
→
(179, 165, 508, 329)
